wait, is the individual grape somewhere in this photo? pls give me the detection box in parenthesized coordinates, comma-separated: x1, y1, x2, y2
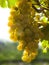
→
(42, 48, 47, 53)
(17, 41, 24, 51)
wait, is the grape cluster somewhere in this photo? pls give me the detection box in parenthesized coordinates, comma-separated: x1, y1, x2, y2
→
(8, 0, 43, 62)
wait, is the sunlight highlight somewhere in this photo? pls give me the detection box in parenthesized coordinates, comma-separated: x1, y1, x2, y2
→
(0, 8, 12, 41)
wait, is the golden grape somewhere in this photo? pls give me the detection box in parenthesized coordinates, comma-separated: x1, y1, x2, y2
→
(8, 0, 43, 62)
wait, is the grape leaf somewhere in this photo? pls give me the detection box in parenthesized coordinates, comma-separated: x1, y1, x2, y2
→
(7, 0, 16, 8)
(0, 0, 7, 7)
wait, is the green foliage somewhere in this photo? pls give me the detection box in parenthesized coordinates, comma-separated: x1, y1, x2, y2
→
(0, 0, 17, 8)
(0, 0, 7, 7)
(7, 0, 16, 8)
(40, 0, 49, 7)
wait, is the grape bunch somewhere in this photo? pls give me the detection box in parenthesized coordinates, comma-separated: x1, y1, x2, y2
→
(8, 0, 43, 62)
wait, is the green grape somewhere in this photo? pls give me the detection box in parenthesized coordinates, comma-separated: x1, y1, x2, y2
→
(41, 40, 49, 53)
(42, 48, 47, 53)
(42, 40, 48, 48)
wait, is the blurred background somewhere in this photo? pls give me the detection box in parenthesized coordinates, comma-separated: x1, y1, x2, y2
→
(0, 40, 49, 65)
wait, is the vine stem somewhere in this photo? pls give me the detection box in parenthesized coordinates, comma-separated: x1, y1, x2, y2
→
(31, 0, 49, 18)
